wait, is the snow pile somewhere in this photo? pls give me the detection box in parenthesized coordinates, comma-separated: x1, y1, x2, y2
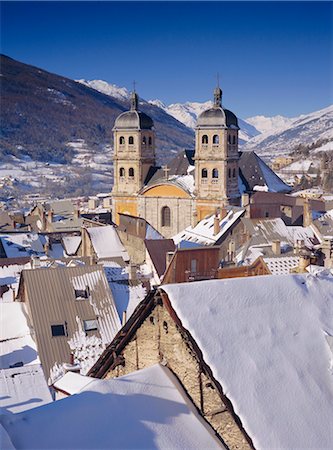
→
(62, 236, 81, 256)
(1, 364, 223, 450)
(53, 371, 95, 395)
(163, 273, 333, 449)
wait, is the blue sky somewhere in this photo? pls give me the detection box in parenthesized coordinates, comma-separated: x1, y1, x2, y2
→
(1, 1, 332, 118)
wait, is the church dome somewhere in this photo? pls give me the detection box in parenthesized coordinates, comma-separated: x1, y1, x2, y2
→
(113, 91, 154, 130)
(114, 110, 154, 130)
(197, 87, 239, 129)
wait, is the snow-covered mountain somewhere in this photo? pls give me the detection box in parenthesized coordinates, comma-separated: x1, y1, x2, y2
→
(77, 79, 130, 101)
(149, 99, 260, 143)
(245, 115, 294, 135)
(243, 105, 333, 159)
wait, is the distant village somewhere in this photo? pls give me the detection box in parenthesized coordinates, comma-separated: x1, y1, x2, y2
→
(1, 89, 333, 449)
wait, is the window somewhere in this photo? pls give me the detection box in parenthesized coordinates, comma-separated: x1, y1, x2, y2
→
(233, 168, 236, 178)
(51, 324, 66, 337)
(83, 319, 98, 332)
(191, 259, 197, 273)
(119, 167, 125, 177)
(233, 136, 236, 145)
(148, 136, 152, 146)
(212, 168, 219, 178)
(202, 135, 208, 144)
(213, 134, 219, 144)
(128, 136, 134, 145)
(119, 136, 125, 145)
(142, 136, 147, 145)
(228, 168, 231, 178)
(129, 167, 134, 178)
(228, 135, 231, 144)
(75, 286, 90, 300)
(201, 168, 208, 178)
(161, 206, 171, 227)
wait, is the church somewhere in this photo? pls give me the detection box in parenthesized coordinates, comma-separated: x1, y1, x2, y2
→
(111, 87, 290, 238)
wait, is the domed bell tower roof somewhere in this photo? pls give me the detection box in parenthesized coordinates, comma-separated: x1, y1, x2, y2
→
(197, 86, 239, 129)
(113, 91, 154, 131)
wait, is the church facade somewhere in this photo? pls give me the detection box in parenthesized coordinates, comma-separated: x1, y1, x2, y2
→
(111, 88, 290, 238)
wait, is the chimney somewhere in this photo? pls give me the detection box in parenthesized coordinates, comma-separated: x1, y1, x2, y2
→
(241, 193, 250, 208)
(129, 264, 137, 281)
(48, 209, 54, 223)
(322, 238, 333, 268)
(298, 249, 311, 272)
(192, 210, 198, 228)
(303, 198, 312, 227)
(272, 240, 281, 256)
(74, 208, 80, 219)
(44, 242, 49, 256)
(165, 251, 174, 269)
(122, 310, 127, 326)
(213, 212, 220, 236)
(31, 255, 41, 269)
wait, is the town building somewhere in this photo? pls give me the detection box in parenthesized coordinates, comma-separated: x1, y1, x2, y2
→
(111, 88, 290, 238)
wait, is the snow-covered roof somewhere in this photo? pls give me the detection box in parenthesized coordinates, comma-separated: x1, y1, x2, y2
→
(162, 272, 333, 449)
(62, 235, 81, 256)
(0, 233, 45, 258)
(103, 262, 146, 321)
(0, 365, 52, 414)
(87, 225, 129, 260)
(53, 371, 95, 395)
(2, 364, 223, 450)
(0, 302, 39, 369)
(0, 263, 30, 302)
(173, 208, 245, 246)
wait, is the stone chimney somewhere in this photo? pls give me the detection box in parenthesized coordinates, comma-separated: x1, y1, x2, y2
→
(48, 209, 54, 224)
(298, 248, 311, 272)
(322, 238, 333, 268)
(241, 193, 250, 208)
(213, 212, 220, 236)
(166, 251, 174, 269)
(303, 198, 312, 227)
(129, 264, 137, 281)
(272, 240, 281, 256)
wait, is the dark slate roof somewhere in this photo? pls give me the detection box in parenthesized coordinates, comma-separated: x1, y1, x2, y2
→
(113, 110, 154, 130)
(145, 239, 175, 278)
(143, 149, 290, 195)
(197, 107, 239, 129)
(239, 151, 292, 193)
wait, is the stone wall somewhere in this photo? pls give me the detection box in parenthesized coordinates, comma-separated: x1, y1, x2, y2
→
(105, 303, 252, 449)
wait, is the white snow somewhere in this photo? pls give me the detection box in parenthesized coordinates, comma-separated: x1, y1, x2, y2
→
(162, 272, 333, 449)
(76, 79, 129, 101)
(1, 364, 223, 450)
(0, 365, 52, 414)
(53, 371, 95, 395)
(173, 208, 245, 246)
(263, 255, 299, 275)
(61, 236, 81, 256)
(0, 233, 45, 258)
(245, 114, 294, 134)
(87, 225, 129, 260)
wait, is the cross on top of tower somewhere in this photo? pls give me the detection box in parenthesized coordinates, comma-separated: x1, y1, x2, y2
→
(130, 81, 138, 111)
(214, 73, 222, 108)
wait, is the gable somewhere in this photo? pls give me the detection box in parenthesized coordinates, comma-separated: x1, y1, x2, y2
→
(141, 184, 191, 199)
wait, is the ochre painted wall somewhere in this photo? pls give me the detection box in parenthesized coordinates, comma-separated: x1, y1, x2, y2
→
(142, 184, 191, 199)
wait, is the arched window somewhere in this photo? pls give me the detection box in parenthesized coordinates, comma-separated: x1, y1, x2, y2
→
(202, 135, 208, 144)
(228, 135, 231, 144)
(129, 136, 134, 145)
(228, 168, 231, 178)
(161, 206, 171, 227)
(201, 168, 208, 178)
(233, 135, 236, 145)
(142, 136, 147, 145)
(212, 168, 219, 179)
(148, 136, 152, 146)
(119, 136, 125, 145)
(233, 168, 236, 178)
(213, 134, 219, 144)
(119, 167, 125, 177)
(129, 167, 134, 178)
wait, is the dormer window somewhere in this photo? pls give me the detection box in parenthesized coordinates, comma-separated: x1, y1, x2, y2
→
(83, 319, 98, 332)
(75, 286, 90, 300)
